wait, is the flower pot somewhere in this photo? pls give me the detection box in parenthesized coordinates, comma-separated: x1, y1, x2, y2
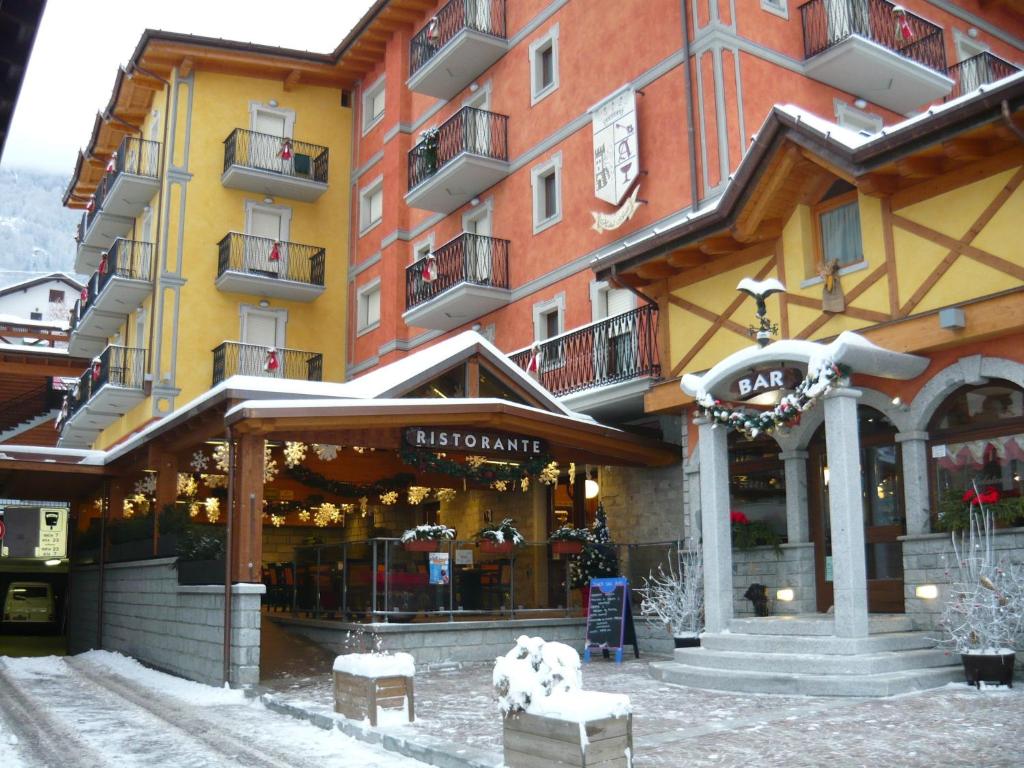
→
(674, 635, 700, 649)
(503, 710, 632, 768)
(961, 652, 1015, 688)
(403, 539, 440, 552)
(479, 540, 515, 556)
(176, 558, 225, 586)
(551, 540, 583, 556)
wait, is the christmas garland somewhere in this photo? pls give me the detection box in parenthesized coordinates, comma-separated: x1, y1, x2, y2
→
(286, 465, 416, 498)
(399, 447, 552, 483)
(698, 361, 848, 439)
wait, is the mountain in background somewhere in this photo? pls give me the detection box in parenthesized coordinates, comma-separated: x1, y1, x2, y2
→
(0, 167, 82, 288)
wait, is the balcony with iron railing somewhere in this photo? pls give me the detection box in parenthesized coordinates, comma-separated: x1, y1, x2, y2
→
(406, 106, 509, 214)
(75, 136, 161, 273)
(408, 0, 508, 100)
(946, 52, 1020, 101)
(509, 304, 661, 420)
(403, 232, 510, 330)
(215, 233, 326, 302)
(222, 128, 329, 201)
(212, 341, 323, 386)
(58, 345, 146, 448)
(799, 0, 952, 112)
(68, 239, 154, 359)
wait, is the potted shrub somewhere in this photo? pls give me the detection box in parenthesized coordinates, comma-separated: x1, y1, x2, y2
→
(157, 503, 190, 557)
(107, 513, 154, 562)
(637, 540, 704, 648)
(400, 523, 455, 552)
(549, 525, 588, 556)
(419, 127, 439, 175)
(175, 528, 226, 585)
(476, 518, 524, 556)
(730, 509, 782, 552)
(495, 635, 632, 768)
(938, 491, 1024, 688)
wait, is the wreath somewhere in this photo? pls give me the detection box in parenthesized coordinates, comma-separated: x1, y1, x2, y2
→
(697, 361, 848, 439)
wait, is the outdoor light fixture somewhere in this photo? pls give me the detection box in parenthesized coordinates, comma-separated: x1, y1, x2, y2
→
(915, 584, 939, 600)
(44, 559, 61, 566)
(822, 466, 830, 487)
(585, 478, 600, 499)
(853, 98, 868, 109)
(776, 588, 794, 602)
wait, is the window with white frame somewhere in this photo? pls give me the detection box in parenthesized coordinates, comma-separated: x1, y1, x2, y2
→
(362, 76, 386, 134)
(412, 235, 434, 263)
(357, 280, 381, 334)
(531, 153, 562, 234)
(532, 293, 565, 371)
(359, 177, 384, 235)
(760, 0, 788, 19)
(834, 100, 882, 135)
(529, 24, 559, 105)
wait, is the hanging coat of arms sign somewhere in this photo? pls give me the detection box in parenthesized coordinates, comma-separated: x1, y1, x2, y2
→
(591, 87, 639, 206)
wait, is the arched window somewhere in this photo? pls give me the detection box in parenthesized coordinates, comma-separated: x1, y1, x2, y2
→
(928, 381, 1024, 531)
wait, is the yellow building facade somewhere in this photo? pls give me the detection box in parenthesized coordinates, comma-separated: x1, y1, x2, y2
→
(60, 33, 353, 450)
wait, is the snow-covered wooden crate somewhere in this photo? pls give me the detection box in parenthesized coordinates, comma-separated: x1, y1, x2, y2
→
(503, 710, 633, 768)
(332, 652, 415, 727)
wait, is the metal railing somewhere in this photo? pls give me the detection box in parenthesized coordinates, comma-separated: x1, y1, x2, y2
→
(83, 173, 113, 232)
(112, 135, 161, 180)
(800, 0, 946, 73)
(405, 232, 509, 309)
(72, 239, 153, 323)
(223, 128, 329, 184)
(217, 233, 326, 287)
(0, 383, 59, 434)
(211, 341, 323, 386)
(408, 106, 508, 191)
(63, 345, 146, 428)
(946, 52, 1019, 100)
(409, 0, 507, 77)
(509, 304, 661, 397)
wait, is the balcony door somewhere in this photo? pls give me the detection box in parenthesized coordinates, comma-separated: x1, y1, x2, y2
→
(464, 207, 492, 284)
(593, 283, 635, 382)
(250, 105, 294, 174)
(245, 203, 290, 278)
(824, 0, 869, 43)
(241, 306, 286, 378)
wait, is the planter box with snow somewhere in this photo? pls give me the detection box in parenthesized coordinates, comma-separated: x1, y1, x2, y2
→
(504, 707, 633, 768)
(478, 540, 516, 556)
(403, 539, 440, 552)
(333, 652, 415, 727)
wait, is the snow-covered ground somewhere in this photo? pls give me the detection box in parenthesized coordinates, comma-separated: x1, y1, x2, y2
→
(0, 652, 430, 768)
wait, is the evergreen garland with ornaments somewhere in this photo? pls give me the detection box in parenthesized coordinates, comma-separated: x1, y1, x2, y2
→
(697, 360, 849, 439)
(568, 503, 619, 589)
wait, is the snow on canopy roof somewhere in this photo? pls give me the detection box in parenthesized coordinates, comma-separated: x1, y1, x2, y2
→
(681, 331, 929, 399)
(0, 341, 71, 356)
(0, 444, 105, 465)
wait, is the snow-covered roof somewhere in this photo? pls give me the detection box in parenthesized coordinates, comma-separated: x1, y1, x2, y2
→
(681, 331, 930, 399)
(0, 312, 70, 330)
(0, 340, 71, 356)
(0, 444, 105, 466)
(0, 272, 84, 296)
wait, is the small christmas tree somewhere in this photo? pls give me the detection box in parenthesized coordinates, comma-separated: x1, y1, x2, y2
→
(569, 503, 619, 589)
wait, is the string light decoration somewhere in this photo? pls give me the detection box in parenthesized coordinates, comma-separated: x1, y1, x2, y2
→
(435, 488, 457, 503)
(285, 466, 414, 497)
(204, 497, 221, 523)
(380, 491, 399, 505)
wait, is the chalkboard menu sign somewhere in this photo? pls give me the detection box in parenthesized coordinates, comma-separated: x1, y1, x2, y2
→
(583, 577, 639, 664)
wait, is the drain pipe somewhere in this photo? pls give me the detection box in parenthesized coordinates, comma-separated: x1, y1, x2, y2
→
(1002, 100, 1024, 144)
(222, 427, 235, 687)
(681, 0, 699, 212)
(97, 478, 110, 650)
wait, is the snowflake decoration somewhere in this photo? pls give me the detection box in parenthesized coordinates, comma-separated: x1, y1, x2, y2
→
(298, 510, 311, 522)
(270, 514, 286, 528)
(359, 496, 369, 517)
(189, 503, 201, 519)
(407, 486, 431, 505)
(190, 450, 209, 473)
(132, 493, 148, 507)
(435, 488, 457, 503)
(283, 441, 307, 468)
(93, 498, 103, 510)
(491, 480, 508, 492)
(520, 476, 530, 493)
(568, 462, 576, 487)
(353, 446, 366, 454)
(264, 443, 278, 483)
(538, 461, 559, 486)
(213, 443, 230, 472)
(177, 473, 197, 498)
(134, 474, 157, 497)
(466, 455, 487, 469)
(380, 491, 399, 505)
(122, 499, 135, 518)
(205, 497, 221, 524)
(313, 443, 340, 461)
(203, 474, 227, 489)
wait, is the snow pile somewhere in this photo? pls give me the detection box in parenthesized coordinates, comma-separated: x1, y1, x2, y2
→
(494, 636, 630, 722)
(78, 651, 246, 706)
(0, 655, 70, 679)
(333, 652, 416, 678)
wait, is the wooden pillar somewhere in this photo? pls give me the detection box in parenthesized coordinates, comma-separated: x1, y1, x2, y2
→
(231, 433, 265, 583)
(150, 448, 178, 556)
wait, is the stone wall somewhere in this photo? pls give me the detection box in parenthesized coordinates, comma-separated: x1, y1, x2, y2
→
(68, 558, 264, 686)
(599, 462, 686, 545)
(732, 543, 816, 617)
(902, 526, 1024, 632)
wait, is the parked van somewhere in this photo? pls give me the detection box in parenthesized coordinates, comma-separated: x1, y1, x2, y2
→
(3, 582, 55, 624)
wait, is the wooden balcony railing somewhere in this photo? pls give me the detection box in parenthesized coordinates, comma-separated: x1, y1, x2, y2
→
(509, 305, 661, 397)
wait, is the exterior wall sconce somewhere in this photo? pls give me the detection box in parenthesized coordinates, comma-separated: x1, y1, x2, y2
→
(915, 584, 939, 600)
(776, 588, 794, 602)
(939, 307, 966, 330)
(584, 478, 600, 499)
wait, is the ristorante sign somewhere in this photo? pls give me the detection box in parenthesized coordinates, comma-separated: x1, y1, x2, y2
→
(404, 428, 547, 457)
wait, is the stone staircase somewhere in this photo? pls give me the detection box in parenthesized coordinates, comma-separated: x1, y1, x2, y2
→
(649, 614, 964, 697)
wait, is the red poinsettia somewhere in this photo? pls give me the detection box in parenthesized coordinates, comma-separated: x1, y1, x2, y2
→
(962, 486, 1001, 505)
(730, 510, 749, 525)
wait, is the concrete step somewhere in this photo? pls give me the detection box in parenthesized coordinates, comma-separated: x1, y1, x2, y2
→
(699, 630, 936, 656)
(673, 646, 957, 676)
(727, 614, 913, 636)
(649, 660, 965, 697)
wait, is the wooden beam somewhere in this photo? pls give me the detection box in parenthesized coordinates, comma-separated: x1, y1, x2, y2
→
(667, 240, 776, 290)
(894, 155, 946, 179)
(942, 138, 993, 162)
(796, 263, 887, 338)
(858, 173, 901, 198)
(667, 295, 749, 337)
(732, 218, 782, 244)
(283, 69, 301, 91)
(698, 235, 743, 255)
(635, 260, 679, 280)
(178, 57, 194, 77)
(732, 146, 798, 240)
(231, 434, 265, 583)
(666, 249, 709, 269)
(785, 293, 890, 323)
(890, 146, 1024, 210)
(799, 148, 856, 185)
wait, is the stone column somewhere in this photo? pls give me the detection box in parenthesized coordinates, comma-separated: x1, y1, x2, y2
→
(824, 387, 869, 638)
(697, 417, 732, 633)
(779, 449, 810, 544)
(896, 431, 930, 536)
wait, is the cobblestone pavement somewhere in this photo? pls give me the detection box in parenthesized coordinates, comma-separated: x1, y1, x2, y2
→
(265, 656, 1024, 768)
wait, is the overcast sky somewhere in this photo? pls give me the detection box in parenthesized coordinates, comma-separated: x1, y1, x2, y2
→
(1, 0, 376, 175)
